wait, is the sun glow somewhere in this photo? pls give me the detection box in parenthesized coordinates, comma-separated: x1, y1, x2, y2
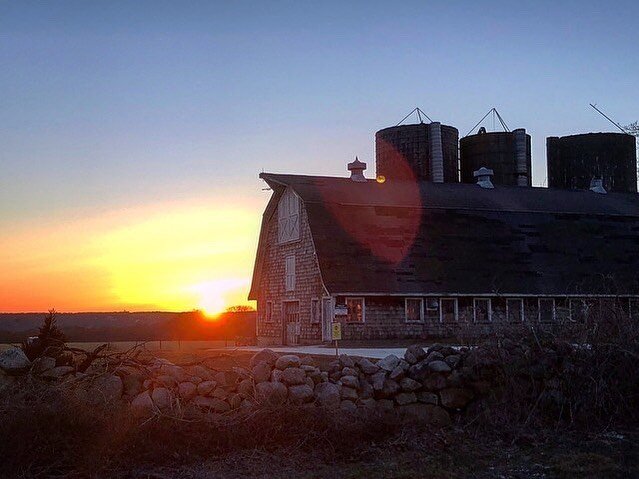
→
(189, 279, 250, 319)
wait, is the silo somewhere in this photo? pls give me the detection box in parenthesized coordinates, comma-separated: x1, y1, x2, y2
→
(459, 128, 532, 186)
(547, 133, 637, 193)
(375, 123, 459, 183)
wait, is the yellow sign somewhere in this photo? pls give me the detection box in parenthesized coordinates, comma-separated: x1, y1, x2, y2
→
(331, 322, 342, 340)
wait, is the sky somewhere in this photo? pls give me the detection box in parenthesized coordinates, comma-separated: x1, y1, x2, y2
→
(1, 1, 638, 313)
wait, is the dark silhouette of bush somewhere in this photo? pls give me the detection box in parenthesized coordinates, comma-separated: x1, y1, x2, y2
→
(21, 309, 71, 365)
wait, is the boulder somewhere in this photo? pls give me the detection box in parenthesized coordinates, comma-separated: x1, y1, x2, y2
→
(305, 377, 315, 389)
(214, 371, 227, 387)
(340, 386, 358, 401)
(191, 365, 214, 380)
(194, 396, 230, 413)
(250, 349, 279, 368)
(440, 346, 458, 356)
(151, 387, 172, 410)
(300, 365, 317, 373)
(423, 373, 447, 391)
(389, 365, 405, 381)
(439, 388, 474, 409)
(178, 382, 197, 400)
(32, 356, 56, 374)
(271, 369, 283, 382)
(399, 377, 421, 392)
(197, 380, 216, 396)
(41, 366, 74, 379)
(121, 373, 143, 397)
(255, 381, 288, 405)
(445, 354, 461, 369)
(356, 357, 380, 375)
(190, 376, 203, 385)
(87, 374, 124, 405)
(359, 380, 374, 399)
(428, 361, 451, 373)
(341, 366, 358, 377)
(408, 360, 431, 382)
(340, 400, 357, 412)
(395, 392, 417, 405)
(314, 382, 341, 408)
(359, 398, 377, 409)
(300, 356, 316, 367)
(237, 378, 254, 398)
(428, 344, 444, 353)
(377, 354, 400, 372)
(399, 404, 451, 427)
(0, 371, 15, 391)
(0, 348, 31, 374)
(376, 399, 395, 411)
(425, 351, 445, 363)
(404, 345, 427, 365)
(275, 355, 301, 370)
(339, 354, 355, 368)
(251, 361, 272, 383)
(340, 375, 359, 389)
(417, 391, 438, 405)
(371, 370, 387, 391)
(288, 384, 314, 404)
(162, 364, 189, 383)
(131, 391, 154, 416)
(156, 375, 177, 388)
(381, 379, 400, 398)
(281, 367, 306, 386)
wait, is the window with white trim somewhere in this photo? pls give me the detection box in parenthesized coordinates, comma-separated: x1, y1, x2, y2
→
(440, 298, 458, 323)
(506, 298, 524, 323)
(538, 298, 555, 322)
(278, 188, 300, 244)
(285, 255, 295, 291)
(264, 301, 273, 323)
(311, 298, 320, 324)
(631, 299, 639, 319)
(345, 297, 364, 323)
(425, 298, 440, 321)
(569, 299, 587, 322)
(405, 298, 423, 322)
(473, 298, 491, 322)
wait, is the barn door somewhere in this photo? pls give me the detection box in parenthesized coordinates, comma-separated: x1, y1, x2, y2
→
(283, 301, 300, 345)
(321, 297, 333, 342)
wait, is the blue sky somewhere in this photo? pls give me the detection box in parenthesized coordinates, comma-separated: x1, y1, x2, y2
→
(1, 1, 638, 311)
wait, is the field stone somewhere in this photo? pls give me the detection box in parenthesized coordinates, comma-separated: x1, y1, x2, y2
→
(300, 356, 316, 367)
(156, 375, 176, 388)
(228, 393, 242, 409)
(194, 396, 230, 413)
(0, 348, 31, 374)
(408, 360, 431, 382)
(404, 345, 427, 365)
(417, 391, 438, 405)
(162, 365, 189, 383)
(359, 398, 377, 409)
(301, 365, 317, 373)
(340, 386, 358, 401)
(399, 377, 421, 392)
(339, 354, 355, 368)
(377, 354, 400, 372)
(305, 377, 315, 389)
(250, 349, 279, 368)
(240, 399, 254, 409)
(32, 356, 56, 374)
(389, 365, 405, 381)
(255, 381, 288, 405)
(237, 378, 254, 398)
(197, 380, 216, 396)
(212, 388, 228, 400)
(131, 391, 154, 416)
(191, 365, 214, 380)
(371, 370, 387, 390)
(151, 387, 172, 410)
(381, 379, 400, 398)
(440, 346, 458, 356)
(340, 400, 357, 412)
(214, 371, 227, 387)
(314, 382, 341, 408)
(288, 384, 314, 404)
(423, 373, 447, 391)
(41, 366, 74, 379)
(376, 399, 395, 411)
(190, 376, 203, 385)
(445, 355, 461, 369)
(251, 361, 272, 383)
(340, 375, 359, 389)
(428, 361, 451, 373)
(439, 388, 474, 409)
(281, 367, 306, 385)
(395, 392, 417, 405)
(271, 369, 283, 382)
(275, 355, 301, 370)
(425, 351, 445, 363)
(356, 357, 380, 375)
(359, 380, 374, 399)
(341, 367, 358, 377)
(178, 382, 197, 400)
(88, 374, 124, 405)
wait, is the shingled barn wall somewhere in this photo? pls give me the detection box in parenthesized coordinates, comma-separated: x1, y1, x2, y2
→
(256, 195, 325, 346)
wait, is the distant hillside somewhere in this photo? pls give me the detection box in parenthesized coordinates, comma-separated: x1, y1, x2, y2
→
(0, 310, 256, 343)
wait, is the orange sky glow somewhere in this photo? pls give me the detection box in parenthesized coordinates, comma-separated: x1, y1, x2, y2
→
(0, 197, 262, 314)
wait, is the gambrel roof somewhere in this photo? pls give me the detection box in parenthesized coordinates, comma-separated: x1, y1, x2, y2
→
(249, 173, 639, 299)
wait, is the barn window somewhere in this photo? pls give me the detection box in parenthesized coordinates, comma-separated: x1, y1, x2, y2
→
(264, 301, 273, 323)
(569, 299, 587, 322)
(425, 298, 440, 321)
(440, 298, 458, 323)
(538, 298, 555, 322)
(311, 298, 320, 324)
(405, 298, 423, 322)
(345, 297, 364, 323)
(278, 188, 300, 244)
(630, 299, 639, 319)
(285, 255, 295, 291)
(473, 298, 492, 322)
(506, 299, 524, 322)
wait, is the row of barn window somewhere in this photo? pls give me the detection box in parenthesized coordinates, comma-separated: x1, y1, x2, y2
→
(262, 297, 639, 324)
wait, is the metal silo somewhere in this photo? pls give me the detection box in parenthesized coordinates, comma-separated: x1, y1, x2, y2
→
(375, 122, 459, 183)
(547, 133, 637, 193)
(459, 128, 532, 186)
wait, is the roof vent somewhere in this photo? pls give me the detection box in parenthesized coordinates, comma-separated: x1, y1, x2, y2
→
(348, 156, 367, 182)
(589, 177, 607, 194)
(474, 167, 494, 189)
